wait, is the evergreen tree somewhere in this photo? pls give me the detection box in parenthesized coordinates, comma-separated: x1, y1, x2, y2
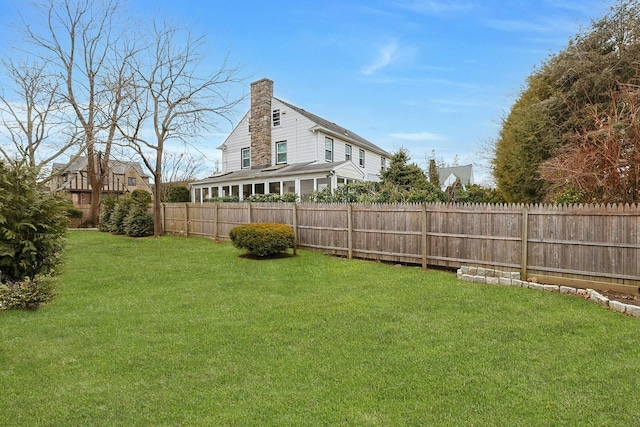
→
(492, 0, 640, 203)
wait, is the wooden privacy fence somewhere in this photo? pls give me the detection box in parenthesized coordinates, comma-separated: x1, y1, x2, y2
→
(162, 202, 640, 294)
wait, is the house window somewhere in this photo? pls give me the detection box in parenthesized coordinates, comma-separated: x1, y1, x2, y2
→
(381, 157, 386, 171)
(128, 177, 136, 186)
(272, 109, 280, 127)
(345, 144, 352, 161)
(276, 141, 287, 164)
(241, 147, 250, 169)
(359, 149, 365, 168)
(325, 137, 333, 162)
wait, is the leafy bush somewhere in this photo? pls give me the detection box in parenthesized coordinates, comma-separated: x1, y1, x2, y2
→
(0, 161, 68, 282)
(207, 196, 240, 203)
(0, 275, 56, 310)
(229, 223, 295, 257)
(108, 196, 135, 235)
(123, 203, 154, 237)
(167, 186, 190, 202)
(98, 196, 117, 231)
(245, 193, 299, 203)
(131, 189, 153, 205)
(100, 193, 153, 237)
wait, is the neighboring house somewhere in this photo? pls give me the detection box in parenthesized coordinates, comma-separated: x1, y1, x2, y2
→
(50, 156, 152, 207)
(190, 78, 391, 202)
(438, 164, 474, 190)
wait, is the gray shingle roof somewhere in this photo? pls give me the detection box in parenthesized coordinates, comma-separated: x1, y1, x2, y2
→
(438, 164, 474, 187)
(52, 157, 149, 178)
(275, 98, 391, 157)
(192, 161, 353, 185)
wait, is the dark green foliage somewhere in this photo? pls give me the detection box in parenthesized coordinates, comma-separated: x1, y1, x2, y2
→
(131, 189, 152, 205)
(109, 196, 135, 235)
(207, 196, 240, 203)
(493, 0, 640, 203)
(229, 223, 295, 257)
(381, 148, 430, 190)
(0, 275, 56, 310)
(63, 202, 84, 219)
(98, 196, 117, 232)
(123, 203, 154, 237)
(0, 161, 68, 283)
(308, 150, 447, 204)
(463, 185, 505, 204)
(101, 194, 153, 237)
(428, 159, 440, 186)
(245, 193, 299, 203)
(167, 186, 190, 202)
(553, 185, 585, 205)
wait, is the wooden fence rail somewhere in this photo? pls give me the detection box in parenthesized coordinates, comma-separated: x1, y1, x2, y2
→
(162, 202, 640, 295)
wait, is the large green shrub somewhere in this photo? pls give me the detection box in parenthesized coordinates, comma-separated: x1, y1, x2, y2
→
(101, 193, 153, 237)
(109, 196, 135, 235)
(0, 161, 68, 283)
(167, 186, 190, 202)
(229, 223, 295, 257)
(123, 203, 154, 237)
(98, 196, 117, 231)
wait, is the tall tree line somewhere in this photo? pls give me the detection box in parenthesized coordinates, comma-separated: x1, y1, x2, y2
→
(492, 0, 640, 204)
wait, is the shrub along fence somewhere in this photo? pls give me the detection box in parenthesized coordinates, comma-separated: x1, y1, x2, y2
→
(162, 202, 640, 295)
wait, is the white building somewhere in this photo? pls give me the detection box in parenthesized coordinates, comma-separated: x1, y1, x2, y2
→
(190, 78, 391, 202)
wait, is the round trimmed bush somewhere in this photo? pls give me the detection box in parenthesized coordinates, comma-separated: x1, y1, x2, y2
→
(229, 223, 295, 257)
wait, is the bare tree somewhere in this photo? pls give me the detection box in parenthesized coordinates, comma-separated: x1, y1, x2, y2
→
(0, 58, 74, 175)
(541, 83, 640, 204)
(121, 22, 243, 236)
(21, 0, 137, 226)
(159, 151, 205, 201)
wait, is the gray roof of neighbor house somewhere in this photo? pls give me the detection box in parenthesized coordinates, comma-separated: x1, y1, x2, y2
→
(275, 98, 391, 157)
(52, 157, 149, 178)
(191, 161, 360, 185)
(438, 164, 474, 188)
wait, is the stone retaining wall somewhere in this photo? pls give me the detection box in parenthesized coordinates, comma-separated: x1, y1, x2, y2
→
(457, 266, 640, 318)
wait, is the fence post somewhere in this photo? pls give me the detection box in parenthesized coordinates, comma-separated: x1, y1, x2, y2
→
(521, 206, 529, 280)
(184, 203, 190, 237)
(347, 204, 353, 260)
(422, 203, 428, 270)
(161, 203, 166, 234)
(248, 202, 252, 224)
(213, 202, 219, 240)
(292, 203, 298, 255)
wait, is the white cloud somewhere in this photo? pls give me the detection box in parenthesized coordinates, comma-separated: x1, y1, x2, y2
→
(361, 40, 399, 76)
(389, 131, 445, 141)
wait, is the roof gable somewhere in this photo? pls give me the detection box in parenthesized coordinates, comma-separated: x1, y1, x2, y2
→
(275, 98, 390, 157)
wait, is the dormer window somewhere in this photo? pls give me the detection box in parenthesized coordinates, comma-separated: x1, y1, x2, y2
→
(272, 109, 280, 127)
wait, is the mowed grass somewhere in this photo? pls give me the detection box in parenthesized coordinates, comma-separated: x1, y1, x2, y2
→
(1, 232, 639, 426)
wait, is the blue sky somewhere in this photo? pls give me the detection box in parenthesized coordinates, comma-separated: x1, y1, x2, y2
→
(0, 0, 615, 183)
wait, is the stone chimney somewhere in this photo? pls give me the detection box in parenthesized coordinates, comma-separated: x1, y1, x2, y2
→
(249, 78, 273, 169)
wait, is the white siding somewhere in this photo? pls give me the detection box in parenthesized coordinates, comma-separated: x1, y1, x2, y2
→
(221, 112, 251, 172)
(219, 98, 389, 180)
(270, 99, 317, 164)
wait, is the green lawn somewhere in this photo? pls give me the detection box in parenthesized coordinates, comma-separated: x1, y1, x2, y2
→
(1, 231, 639, 426)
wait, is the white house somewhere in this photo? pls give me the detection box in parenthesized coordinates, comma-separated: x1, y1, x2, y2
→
(190, 78, 391, 202)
